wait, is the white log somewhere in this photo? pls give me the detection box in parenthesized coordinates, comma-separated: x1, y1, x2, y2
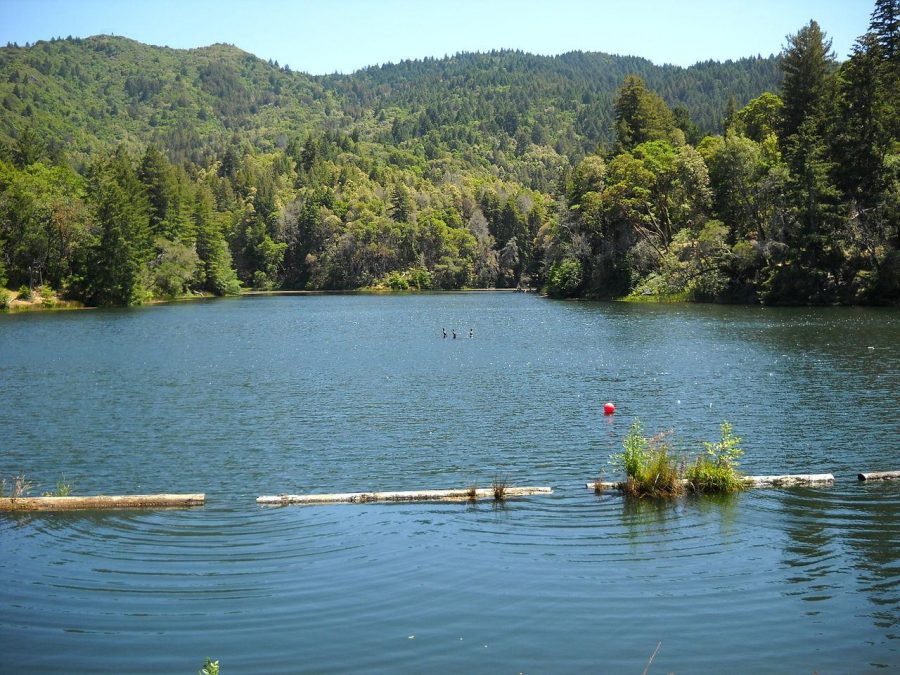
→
(257, 486, 552, 505)
(0, 494, 205, 511)
(586, 474, 835, 491)
(858, 471, 900, 481)
(744, 474, 834, 487)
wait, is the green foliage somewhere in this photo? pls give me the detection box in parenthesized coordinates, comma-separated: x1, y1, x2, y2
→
(198, 657, 219, 675)
(780, 20, 835, 142)
(0, 17, 895, 308)
(84, 149, 152, 305)
(373, 266, 433, 291)
(734, 93, 784, 143)
(610, 421, 683, 499)
(149, 237, 200, 298)
(685, 422, 746, 494)
(606, 420, 749, 498)
(546, 258, 583, 297)
(0, 288, 10, 309)
(614, 75, 679, 152)
(611, 420, 649, 479)
(42, 475, 72, 497)
(377, 266, 433, 290)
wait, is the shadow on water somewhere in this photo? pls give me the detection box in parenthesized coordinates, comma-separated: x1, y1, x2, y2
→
(778, 481, 900, 666)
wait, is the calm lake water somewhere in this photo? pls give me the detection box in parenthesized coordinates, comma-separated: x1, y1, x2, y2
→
(1, 293, 898, 673)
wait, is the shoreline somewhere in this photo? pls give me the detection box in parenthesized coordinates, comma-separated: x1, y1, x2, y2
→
(0, 286, 533, 314)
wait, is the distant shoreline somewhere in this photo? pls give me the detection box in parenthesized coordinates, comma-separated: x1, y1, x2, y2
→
(0, 287, 534, 314)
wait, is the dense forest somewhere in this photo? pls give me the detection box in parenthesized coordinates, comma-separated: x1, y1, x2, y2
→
(0, 1, 897, 307)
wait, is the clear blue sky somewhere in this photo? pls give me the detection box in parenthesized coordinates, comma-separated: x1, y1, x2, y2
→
(0, 0, 874, 74)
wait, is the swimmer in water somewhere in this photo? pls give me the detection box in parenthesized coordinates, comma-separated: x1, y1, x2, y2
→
(469, 328, 474, 338)
(452, 329, 457, 339)
(442, 327, 447, 339)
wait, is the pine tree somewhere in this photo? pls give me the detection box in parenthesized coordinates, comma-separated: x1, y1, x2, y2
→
(779, 21, 835, 142)
(613, 75, 676, 152)
(832, 34, 890, 207)
(870, 0, 899, 61)
(193, 185, 240, 295)
(84, 148, 151, 306)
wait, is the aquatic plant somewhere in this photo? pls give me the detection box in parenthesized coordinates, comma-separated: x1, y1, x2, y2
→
(686, 421, 746, 494)
(610, 421, 683, 498)
(492, 477, 508, 502)
(466, 484, 478, 501)
(0, 474, 34, 499)
(198, 657, 219, 675)
(42, 475, 73, 497)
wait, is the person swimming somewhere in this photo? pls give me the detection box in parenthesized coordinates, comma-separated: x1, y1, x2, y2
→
(452, 329, 457, 339)
(442, 327, 447, 338)
(468, 328, 474, 338)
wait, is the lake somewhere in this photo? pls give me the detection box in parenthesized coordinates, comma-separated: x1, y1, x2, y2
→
(1, 293, 898, 673)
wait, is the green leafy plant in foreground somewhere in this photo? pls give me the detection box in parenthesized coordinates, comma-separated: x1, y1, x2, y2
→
(685, 421, 746, 494)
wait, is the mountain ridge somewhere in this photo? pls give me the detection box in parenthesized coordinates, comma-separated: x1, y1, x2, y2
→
(0, 34, 782, 169)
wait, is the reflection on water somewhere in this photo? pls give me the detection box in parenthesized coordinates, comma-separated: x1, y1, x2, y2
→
(1, 295, 898, 673)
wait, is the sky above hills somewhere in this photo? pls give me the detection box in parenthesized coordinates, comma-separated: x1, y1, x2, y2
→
(1, 0, 873, 74)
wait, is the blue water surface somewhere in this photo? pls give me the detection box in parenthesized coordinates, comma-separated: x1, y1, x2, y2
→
(1, 293, 898, 673)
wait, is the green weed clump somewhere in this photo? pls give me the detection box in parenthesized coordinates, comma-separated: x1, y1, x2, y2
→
(611, 421, 684, 498)
(198, 657, 219, 675)
(42, 475, 73, 497)
(686, 421, 746, 494)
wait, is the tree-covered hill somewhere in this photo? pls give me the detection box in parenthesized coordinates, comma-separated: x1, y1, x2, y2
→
(1, 2, 896, 309)
(0, 36, 780, 171)
(0, 36, 341, 166)
(325, 50, 780, 157)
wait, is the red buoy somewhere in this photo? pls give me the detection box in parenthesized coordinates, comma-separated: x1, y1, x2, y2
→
(603, 402, 616, 416)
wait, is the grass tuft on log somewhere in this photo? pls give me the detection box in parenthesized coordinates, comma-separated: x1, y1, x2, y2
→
(608, 419, 746, 498)
(685, 422, 746, 494)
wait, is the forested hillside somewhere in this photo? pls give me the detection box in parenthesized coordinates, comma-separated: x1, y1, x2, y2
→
(1, 0, 897, 307)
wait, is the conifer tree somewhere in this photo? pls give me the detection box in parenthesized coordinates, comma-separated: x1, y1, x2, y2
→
(779, 21, 834, 142)
(85, 149, 151, 305)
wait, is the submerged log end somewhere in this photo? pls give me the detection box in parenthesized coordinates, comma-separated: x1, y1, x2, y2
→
(858, 471, 900, 482)
(586, 481, 622, 491)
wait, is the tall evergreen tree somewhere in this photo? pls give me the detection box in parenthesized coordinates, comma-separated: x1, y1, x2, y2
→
(832, 34, 891, 207)
(85, 149, 151, 305)
(613, 75, 677, 152)
(779, 21, 835, 142)
(870, 0, 899, 61)
(193, 184, 240, 295)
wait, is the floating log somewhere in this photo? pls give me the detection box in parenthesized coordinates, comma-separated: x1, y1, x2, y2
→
(858, 471, 900, 481)
(0, 493, 205, 511)
(745, 474, 835, 487)
(257, 486, 552, 505)
(586, 474, 835, 491)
